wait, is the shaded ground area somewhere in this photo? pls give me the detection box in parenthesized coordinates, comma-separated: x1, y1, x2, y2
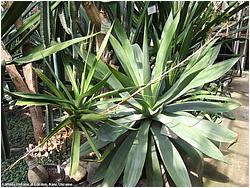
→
(1, 110, 69, 185)
(203, 72, 249, 187)
(1, 113, 33, 184)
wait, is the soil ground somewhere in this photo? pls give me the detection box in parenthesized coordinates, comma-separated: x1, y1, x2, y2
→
(203, 72, 249, 187)
(1, 109, 69, 185)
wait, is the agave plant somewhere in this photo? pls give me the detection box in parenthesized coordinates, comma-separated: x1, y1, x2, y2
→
(77, 11, 241, 186)
(3, 1, 245, 186)
(5, 24, 129, 176)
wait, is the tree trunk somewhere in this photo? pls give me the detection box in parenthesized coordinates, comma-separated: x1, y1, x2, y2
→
(82, 2, 114, 100)
(14, 3, 45, 143)
(82, 1, 110, 63)
(1, 42, 44, 143)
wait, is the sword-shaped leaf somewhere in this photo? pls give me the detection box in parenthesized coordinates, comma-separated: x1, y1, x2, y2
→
(151, 124, 191, 187)
(164, 101, 240, 113)
(7, 92, 75, 108)
(78, 122, 101, 159)
(156, 57, 239, 107)
(145, 134, 163, 186)
(70, 126, 81, 176)
(4, 2, 60, 45)
(84, 23, 114, 91)
(123, 120, 150, 186)
(79, 137, 110, 158)
(10, 33, 99, 65)
(1, 1, 31, 34)
(34, 68, 66, 99)
(109, 34, 139, 85)
(90, 145, 117, 184)
(161, 114, 238, 143)
(102, 132, 137, 186)
(77, 74, 111, 107)
(62, 57, 80, 98)
(151, 11, 180, 101)
(154, 113, 227, 162)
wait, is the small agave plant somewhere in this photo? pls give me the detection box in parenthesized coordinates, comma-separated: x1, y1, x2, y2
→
(78, 13, 240, 186)
(6, 25, 123, 176)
